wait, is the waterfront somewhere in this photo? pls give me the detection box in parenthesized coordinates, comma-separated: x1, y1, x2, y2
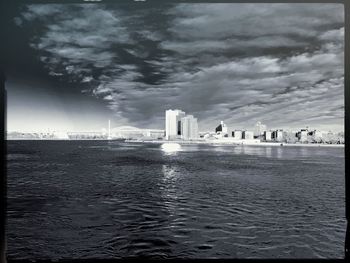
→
(6, 140, 345, 259)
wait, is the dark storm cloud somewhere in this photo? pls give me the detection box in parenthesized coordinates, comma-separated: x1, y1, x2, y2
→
(17, 3, 344, 130)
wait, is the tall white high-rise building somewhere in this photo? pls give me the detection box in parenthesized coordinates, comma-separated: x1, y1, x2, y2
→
(181, 115, 198, 140)
(165, 109, 186, 140)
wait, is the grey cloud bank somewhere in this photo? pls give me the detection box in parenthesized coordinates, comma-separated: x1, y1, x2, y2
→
(15, 3, 344, 132)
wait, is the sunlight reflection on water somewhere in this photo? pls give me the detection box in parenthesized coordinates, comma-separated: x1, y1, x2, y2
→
(161, 143, 182, 155)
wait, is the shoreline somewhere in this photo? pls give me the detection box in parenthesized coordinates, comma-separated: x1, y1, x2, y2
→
(125, 139, 344, 148)
(6, 138, 344, 148)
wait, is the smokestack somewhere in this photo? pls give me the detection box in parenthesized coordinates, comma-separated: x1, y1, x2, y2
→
(108, 120, 111, 139)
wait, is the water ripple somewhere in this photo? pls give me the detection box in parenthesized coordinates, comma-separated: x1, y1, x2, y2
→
(6, 141, 346, 259)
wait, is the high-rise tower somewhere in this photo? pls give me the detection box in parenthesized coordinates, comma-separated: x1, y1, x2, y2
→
(165, 109, 185, 140)
(181, 115, 199, 140)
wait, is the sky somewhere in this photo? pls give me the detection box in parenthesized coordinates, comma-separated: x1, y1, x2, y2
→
(3, 3, 344, 132)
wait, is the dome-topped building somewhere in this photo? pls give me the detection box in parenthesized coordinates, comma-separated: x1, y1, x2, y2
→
(215, 121, 228, 137)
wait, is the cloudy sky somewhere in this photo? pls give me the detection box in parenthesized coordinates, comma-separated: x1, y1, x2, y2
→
(4, 3, 344, 132)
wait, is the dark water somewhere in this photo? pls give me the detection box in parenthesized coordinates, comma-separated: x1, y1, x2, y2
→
(6, 140, 346, 259)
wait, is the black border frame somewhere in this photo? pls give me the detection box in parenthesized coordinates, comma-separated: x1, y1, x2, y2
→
(0, 0, 348, 262)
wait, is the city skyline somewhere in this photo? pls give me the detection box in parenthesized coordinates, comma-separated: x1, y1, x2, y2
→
(6, 114, 345, 135)
(165, 109, 199, 140)
(4, 3, 344, 133)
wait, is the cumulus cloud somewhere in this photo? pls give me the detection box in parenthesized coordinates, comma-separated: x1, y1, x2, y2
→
(17, 3, 344, 131)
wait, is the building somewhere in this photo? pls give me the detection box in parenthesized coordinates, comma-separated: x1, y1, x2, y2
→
(264, 131, 272, 141)
(232, 130, 242, 139)
(242, 130, 254, 140)
(200, 131, 216, 139)
(165, 109, 186, 140)
(272, 129, 284, 142)
(254, 121, 267, 138)
(181, 115, 199, 140)
(215, 121, 228, 137)
(53, 131, 69, 139)
(68, 131, 104, 140)
(297, 129, 308, 142)
(308, 130, 323, 141)
(145, 129, 165, 139)
(111, 126, 143, 139)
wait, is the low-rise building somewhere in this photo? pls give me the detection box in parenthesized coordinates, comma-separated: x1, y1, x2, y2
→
(215, 121, 228, 137)
(232, 130, 242, 139)
(146, 130, 165, 139)
(272, 129, 284, 142)
(297, 129, 308, 142)
(264, 131, 272, 141)
(242, 130, 254, 140)
(308, 130, 323, 140)
(254, 121, 267, 138)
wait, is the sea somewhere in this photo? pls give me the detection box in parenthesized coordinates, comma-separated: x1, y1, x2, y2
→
(6, 140, 346, 259)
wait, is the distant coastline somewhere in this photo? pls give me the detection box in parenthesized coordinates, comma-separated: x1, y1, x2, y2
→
(125, 139, 345, 148)
(6, 138, 343, 148)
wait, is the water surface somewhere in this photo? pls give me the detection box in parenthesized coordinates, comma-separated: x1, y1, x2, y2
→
(6, 141, 346, 259)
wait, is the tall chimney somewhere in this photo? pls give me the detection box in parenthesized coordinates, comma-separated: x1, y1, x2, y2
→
(108, 120, 111, 139)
